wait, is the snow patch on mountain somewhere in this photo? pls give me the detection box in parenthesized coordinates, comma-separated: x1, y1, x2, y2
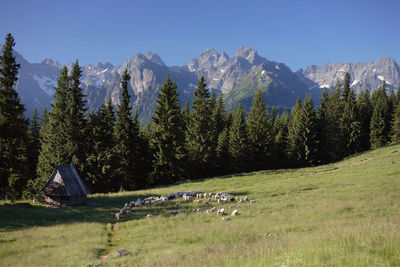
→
(32, 74, 56, 95)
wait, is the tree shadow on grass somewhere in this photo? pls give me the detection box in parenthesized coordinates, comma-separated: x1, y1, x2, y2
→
(0, 192, 170, 232)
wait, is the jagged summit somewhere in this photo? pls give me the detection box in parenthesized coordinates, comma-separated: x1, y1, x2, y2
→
(9, 46, 400, 124)
(41, 58, 63, 69)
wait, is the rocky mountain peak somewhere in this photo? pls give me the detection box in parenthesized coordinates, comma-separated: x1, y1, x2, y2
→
(97, 62, 114, 69)
(145, 52, 165, 66)
(233, 46, 259, 62)
(376, 56, 397, 66)
(41, 58, 63, 69)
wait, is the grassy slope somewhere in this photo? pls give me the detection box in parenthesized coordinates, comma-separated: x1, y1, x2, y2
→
(1, 144, 399, 266)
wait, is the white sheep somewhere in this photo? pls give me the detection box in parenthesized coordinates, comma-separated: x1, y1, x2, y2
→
(231, 210, 239, 216)
(217, 208, 225, 215)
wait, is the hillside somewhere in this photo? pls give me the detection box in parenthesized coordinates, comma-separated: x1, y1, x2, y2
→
(0, 144, 399, 266)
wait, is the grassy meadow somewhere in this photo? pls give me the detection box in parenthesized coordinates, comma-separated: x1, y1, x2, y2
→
(1, 144, 400, 266)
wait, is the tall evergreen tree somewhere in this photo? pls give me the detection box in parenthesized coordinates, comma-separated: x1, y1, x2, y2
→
(370, 82, 391, 148)
(341, 89, 362, 154)
(150, 74, 185, 185)
(215, 128, 230, 175)
(325, 88, 345, 161)
(229, 105, 249, 173)
(181, 100, 190, 131)
(299, 96, 319, 165)
(272, 112, 289, 168)
(287, 97, 319, 166)
(357, 88, 372, 151)
(286, 97, 303, 166)
(86, 100, 117, 192)
(40, 107, 49, 130)
(247, 90, 272, 171)
(212, 95, 226, 140)
(317, 88, 329, 163)
(342, 72, 351, 100)
(113, 69, 146, 190)
(391, 102, 400, 142)
(36, 67, 70, 192)
(185, 76, 214, 178)
(66, 60, 87, 170)
(0, 33, 28, 198)
(26, 109, 40, 181)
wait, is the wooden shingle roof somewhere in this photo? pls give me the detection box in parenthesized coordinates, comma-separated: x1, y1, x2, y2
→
(41, 165, 90, 197)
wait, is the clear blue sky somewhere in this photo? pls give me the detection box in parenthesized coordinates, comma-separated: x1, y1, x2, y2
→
(1, 0, 399, 71)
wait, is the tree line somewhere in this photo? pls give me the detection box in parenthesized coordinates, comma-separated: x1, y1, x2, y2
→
(1, 34, 400, 199)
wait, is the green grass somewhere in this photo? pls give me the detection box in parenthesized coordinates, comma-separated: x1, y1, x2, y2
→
(1, 144, 400, 266)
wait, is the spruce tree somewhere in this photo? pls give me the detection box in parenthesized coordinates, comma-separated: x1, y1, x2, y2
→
(181, 100, 190, 131)
(150, 74, 185, 185)
(247, 90, 272, 171)
(185, 76, 214, 178)
(36, 67, 70, 192)
(286, 97, 303, 166)
(342, 72, 351, 100)
(66, 60, 87, 173)
(114, 69, 146, 190)
(299, 96, 319, 165)
(317, 88, 329, 163)
(391, 101, 400, 142)
(215, 128, 230, 175)
(26, 109, 40, 180)
(229, 105, 249, 173)
(0, 33, 28, 198)
(370, 82, 391, 148)
(325, 88, 345, 161)
(341, 89, 362, 154)
(213, 95, 226, 134)
(86, 100, 117, 192)
(357, 88, 372, 151)
(40, 107, 49, 130)
(272, 112, 289, 168)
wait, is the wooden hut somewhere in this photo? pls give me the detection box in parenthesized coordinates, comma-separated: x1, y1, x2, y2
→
(41, 164, 90, 206)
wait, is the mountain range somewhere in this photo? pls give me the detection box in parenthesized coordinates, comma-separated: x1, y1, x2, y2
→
(7, 46, 400, 123)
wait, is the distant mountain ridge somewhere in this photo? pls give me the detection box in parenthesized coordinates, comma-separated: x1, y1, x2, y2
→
(296, 57, 400, 94)
(5, 45, 399, 123)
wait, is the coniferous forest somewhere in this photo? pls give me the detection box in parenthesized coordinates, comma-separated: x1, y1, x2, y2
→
(1, 34, 400, 200)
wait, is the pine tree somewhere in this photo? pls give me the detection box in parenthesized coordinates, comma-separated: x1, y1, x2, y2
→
(150, 74, 185, 185)
(229, 105, 249, 173)
(85, 100, 117, 192)
(272, 112, 289, 168)
(300, 96, 319, 165)
(181, 100, 190, 131)
(391, 102, 400, 142)
(215, 128, 230, 175)
(113, 69, 146, 190)
(26, 109, 40, 180)
(341, 89, 362, 154)
(40, 107, 49, 130)
(357, 88, 372, 151)
(286, 97, 303, 166)
(370, 82, 391, 148)
(325, 88, 345, 161)
(36, 67, 70, 192)
(317, 88, 329, 163)
(0, 33, 28, 199)
(185, 76, 214, 178)
(287, 97, 319, 166)
(342, 72, 351, 100)
(247, 90, 272, 171)
(66, 60, 87, 173)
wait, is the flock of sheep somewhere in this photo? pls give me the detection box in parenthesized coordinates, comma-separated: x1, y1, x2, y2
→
(114, 191, 256, 222)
